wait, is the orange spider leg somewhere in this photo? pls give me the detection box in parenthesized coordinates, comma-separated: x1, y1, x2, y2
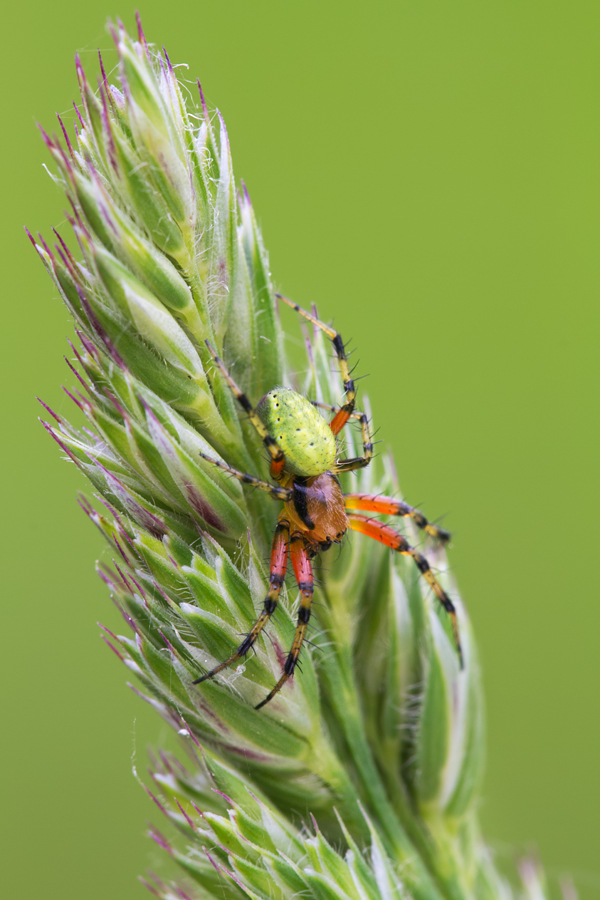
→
(269, 456, 286, 480)
(193, 523, 290, 684)
(344, 493, 450, 543)
(255, 534, 314, 709)
(311, 400, 374, 471)
(329, 407, 351, 435)
(347, 514, 463, 666)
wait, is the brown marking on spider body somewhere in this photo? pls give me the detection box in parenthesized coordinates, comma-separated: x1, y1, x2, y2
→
(281, 472, 348, 550)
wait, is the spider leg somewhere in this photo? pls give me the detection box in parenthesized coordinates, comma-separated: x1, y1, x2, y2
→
(277, 294, 355, 434)
(197, 451, 292, 502)
(193, 523, 290, 684)
(309, 400, 362, 432)
(204, 340, 286, 481)
(310, 400, 374, 473)
(255, 534, 314, 709)
(344, 493, 450, 543)
(347, 514, 463, 666)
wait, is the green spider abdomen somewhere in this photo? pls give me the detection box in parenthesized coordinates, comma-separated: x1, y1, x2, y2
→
(256, 388, 336, 476)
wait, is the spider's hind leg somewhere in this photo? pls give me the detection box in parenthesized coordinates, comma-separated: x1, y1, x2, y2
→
(193, 523, 290, 684)
(255, 534, 314, 709)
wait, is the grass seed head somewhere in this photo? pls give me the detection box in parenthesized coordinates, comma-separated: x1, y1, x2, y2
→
(35, 16, 560, 900)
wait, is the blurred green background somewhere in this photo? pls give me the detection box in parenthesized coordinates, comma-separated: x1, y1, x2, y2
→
(2, 0, 599, 896)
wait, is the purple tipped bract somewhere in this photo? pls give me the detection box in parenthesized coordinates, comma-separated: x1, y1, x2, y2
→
(97, 622, 120, 642)
(135, 10, 149, 56)
(162, 46, 173, 73)
(197, 79, 209, 121)
(62, 386, 87, 413)
(240, 179, 252, 207)
(36, 398, 62, 423)
(138, 877, 160, 898)
(75, 286, 126, 370)
(175, 888, 194, 900)
(63, 354, 91, 392)
(41, 421, 78, 463)
(56, 113, 74, 158)
(36, 123, 54, 149)
(101, 636, 125, 662)
(98, 81, 118, 173)
(23, 226, 35, 244)
(35, 232, 53, 258)
(74, 53, 90, 109)
(144, 790, 170, 821)
(179, 716, 201, 747)
(98, 50, 108, 87)
(72, 102, 85, 128)
(52, 227, 76, 264)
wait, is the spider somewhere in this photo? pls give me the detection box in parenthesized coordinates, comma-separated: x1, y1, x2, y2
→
(193, 295, 462, 709)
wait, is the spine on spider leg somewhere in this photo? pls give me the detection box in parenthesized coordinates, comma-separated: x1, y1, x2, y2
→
(34, 16, 563, 900)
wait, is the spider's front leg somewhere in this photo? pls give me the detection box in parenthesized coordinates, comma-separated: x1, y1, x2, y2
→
(255, 534, 314, 709)
(277, 295, 356, 433)
(347, 513, 463, 666)
(197, 450, 292, 502)
(205, 340, 287, 481)
(193, 523, 290, 684)
(278, 297, 373, 471)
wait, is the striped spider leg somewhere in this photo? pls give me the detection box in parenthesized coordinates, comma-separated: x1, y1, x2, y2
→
(193, 523, 290, 698)
(277, 295, 374, 471)
(196, 450, 291, 502)
(205, 340, 287, 482)
(344, 491, 451, 544)
(193, 519, 317, 710)
(254, 533, 315, 710)
(277, 293, 357, 434)
(346, 513, 462, 666)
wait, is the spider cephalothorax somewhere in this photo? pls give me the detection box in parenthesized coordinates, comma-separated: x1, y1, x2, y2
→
(194, 296, 462, 708)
